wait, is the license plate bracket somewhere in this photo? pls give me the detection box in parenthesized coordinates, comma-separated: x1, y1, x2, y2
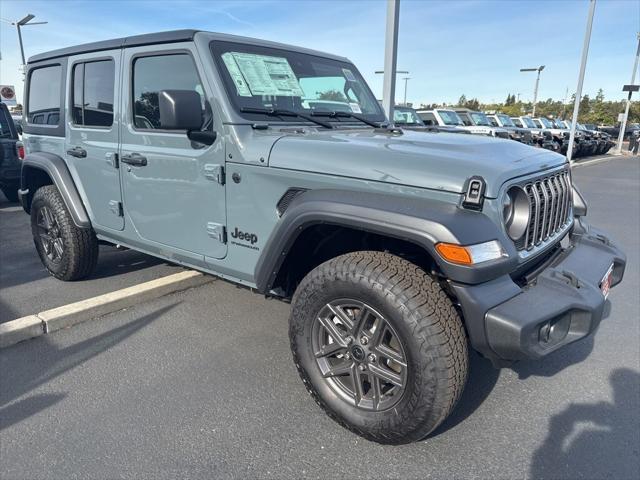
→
(600, 263, 614, 299)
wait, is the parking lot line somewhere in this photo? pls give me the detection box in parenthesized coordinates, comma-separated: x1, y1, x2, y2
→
(0, 270, 213, 348)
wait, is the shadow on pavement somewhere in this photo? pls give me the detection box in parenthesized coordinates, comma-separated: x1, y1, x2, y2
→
(0, 302, 177, 431)
(430, 350, 501, 436)
(529, 368, 640, 479)
(511, 334, 595, 380)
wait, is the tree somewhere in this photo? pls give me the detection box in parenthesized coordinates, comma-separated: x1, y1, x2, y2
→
(318, 90, 347, 102)
(457, 94, 467, 107)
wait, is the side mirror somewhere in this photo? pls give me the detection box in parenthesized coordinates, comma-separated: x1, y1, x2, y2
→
(15, 123, 23, 135)
(158, 90, 203, 130)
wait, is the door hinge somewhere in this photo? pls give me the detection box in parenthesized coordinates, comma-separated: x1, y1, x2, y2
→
(109, 200, 123, 217)
(204, 164, 225, 185)
(105, 152, 119, 169)
(206, 222, 227, 243)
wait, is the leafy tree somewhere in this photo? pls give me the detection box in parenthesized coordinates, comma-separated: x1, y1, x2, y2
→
(318, 90, 347, 102)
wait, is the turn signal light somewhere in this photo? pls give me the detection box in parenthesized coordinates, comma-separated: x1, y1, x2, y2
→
(435, 240, 507, 265)
(436, 243, 473, 265)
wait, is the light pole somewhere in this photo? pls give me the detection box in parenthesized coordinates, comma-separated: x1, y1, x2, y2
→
(614, 33, 640, 155)
(380, 0, 401, 124)
(520, 65, 545, 116)
(1, 14, 48, 75)
(402, 77, 411, 105)
(567, 0, 596, 164)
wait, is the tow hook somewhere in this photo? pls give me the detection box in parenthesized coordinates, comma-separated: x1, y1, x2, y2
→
(560, 270, 581, 288)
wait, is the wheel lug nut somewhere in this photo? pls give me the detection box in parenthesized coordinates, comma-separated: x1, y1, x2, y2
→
(344, 352, 351, 360)
(367, 354, 376, 363)
(358, 364, 366, 372)
(360, 336, 369, 345)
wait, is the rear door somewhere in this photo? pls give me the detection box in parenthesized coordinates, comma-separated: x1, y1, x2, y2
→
(66, 51, 123, 230)
(119, 44, 227, 259)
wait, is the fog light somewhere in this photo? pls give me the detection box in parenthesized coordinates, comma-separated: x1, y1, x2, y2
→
(539, 315, 571, 345)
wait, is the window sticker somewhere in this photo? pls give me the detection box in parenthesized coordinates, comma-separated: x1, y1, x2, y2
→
(222, 53, 253, 97)
(223, 52, 304, 97)
(349, 102, 362, 114)
(342, 68, 357, 82)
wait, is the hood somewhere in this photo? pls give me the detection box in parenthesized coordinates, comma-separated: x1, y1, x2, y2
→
(268, 129, 567, 198)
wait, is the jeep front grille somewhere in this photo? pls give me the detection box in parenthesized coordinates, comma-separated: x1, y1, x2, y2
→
(517, 170, 572, 251)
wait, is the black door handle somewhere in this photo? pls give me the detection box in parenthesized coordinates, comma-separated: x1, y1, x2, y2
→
(121, 153, 147, 167)
(66, 147, 87, 158)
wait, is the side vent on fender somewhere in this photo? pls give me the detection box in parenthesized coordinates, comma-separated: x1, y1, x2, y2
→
(276, 188, 309, 217)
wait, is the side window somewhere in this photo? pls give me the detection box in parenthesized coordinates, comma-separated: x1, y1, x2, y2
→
(27, 65, 62, 125)
(132, 54, 205, 130)
(72, 60, 115, 127)
(489, 117, 498, 126)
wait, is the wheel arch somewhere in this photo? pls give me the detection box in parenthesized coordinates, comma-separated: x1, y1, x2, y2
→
(254, 189, 518, 296)
(20, 152, 91, 228)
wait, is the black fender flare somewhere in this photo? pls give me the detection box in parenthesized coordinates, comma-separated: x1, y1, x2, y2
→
(20, 152, 91, 228)
(254, 189, 519, 292)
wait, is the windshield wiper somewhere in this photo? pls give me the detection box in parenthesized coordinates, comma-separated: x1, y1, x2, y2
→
(310, 111, 384, 128)
(240, 107, 333, 129)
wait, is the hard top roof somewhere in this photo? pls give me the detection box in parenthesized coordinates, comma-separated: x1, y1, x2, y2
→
(28, 29, 351, 64)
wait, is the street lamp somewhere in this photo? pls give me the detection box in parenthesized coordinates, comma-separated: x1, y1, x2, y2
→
(402, 77, 411, 105)
(520, 65, 545, 116)
(614, 33, 640, 155)
(1, 14, 48, 73)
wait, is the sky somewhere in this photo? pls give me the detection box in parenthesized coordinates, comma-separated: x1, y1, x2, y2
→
(0, 0, 638, 107)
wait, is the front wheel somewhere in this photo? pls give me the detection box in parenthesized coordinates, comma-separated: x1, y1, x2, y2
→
(30, 185, 98, 281)
(289, 251, 468, 444)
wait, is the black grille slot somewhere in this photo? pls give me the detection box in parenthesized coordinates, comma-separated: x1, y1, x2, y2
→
(276, 188, 308, 217)
(519, 170, 572, 251)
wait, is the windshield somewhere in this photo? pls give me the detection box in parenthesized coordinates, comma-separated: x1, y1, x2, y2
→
(211, 41, 384, 124)
(469, 112, 491, 126)
(437, 110, 464, 126)
(539, 117, 554, 128)
(522, 117, 537, 128)
(393, 108, 423, 125)
(497, 114, 515, 127)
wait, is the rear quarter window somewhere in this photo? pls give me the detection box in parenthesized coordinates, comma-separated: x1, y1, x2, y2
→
(27, 65, 62, 126)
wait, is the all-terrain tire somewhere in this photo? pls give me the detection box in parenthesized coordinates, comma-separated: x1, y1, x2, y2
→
(289, 251, 468, 444)
(30, 185, 98, 281)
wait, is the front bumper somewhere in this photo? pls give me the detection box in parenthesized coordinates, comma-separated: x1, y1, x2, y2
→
(452, 222, 626, 365)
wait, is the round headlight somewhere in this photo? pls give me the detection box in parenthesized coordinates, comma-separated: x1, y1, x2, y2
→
(503, 186, 530, 241)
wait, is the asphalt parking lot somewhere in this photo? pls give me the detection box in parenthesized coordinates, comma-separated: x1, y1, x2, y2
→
(0, 155, 638, 479)
(0, 192, 183, 324)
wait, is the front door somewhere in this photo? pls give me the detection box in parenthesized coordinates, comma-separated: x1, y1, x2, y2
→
(66, 50, 123, 230)
(119, 44, 227, 259)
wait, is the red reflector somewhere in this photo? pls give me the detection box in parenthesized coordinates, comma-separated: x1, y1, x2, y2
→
(17, 144, 25, 160)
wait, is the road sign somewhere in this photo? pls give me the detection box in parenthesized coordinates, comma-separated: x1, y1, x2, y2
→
(0, 85, 17, 106)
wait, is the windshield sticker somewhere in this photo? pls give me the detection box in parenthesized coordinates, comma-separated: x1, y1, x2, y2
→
(221, 53, 253, 97)
(349, 102, 362, 114)
(225, 52, 304, 97)
(342, 68, 357, 82)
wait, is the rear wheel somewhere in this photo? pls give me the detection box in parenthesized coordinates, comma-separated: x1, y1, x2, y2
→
(290, 251, 468, 444)
(30, 185, 98, 281)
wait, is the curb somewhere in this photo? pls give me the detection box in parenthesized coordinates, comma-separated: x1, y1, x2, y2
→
(0, 270, 212, 349)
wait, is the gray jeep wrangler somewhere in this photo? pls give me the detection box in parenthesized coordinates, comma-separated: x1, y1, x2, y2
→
(19, 30, 625, 444)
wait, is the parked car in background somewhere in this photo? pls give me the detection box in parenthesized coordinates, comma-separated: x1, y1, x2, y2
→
(454, 108, 510, 138)
(580, 123, 615, 155)
(394, 106, 470, 134)
(0, 102, 21, 202)
(511, 116, 559, 152)
(598, 122, 640, 140)
(486, 113, 533, 145)
(416, 108, 469, 133)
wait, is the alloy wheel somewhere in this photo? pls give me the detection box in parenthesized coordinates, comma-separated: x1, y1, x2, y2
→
(312, 299, 408, 411)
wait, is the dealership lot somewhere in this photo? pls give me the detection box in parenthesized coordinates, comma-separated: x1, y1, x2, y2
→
(1, 156, 638, 479)
(0, 192, 183, 324)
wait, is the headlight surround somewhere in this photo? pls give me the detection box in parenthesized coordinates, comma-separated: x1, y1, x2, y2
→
(503, 186, 530, 241)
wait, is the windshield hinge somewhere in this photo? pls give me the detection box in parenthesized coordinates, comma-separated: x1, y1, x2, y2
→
(204, 164, 225, 185)
(462, 176, 486, 210)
